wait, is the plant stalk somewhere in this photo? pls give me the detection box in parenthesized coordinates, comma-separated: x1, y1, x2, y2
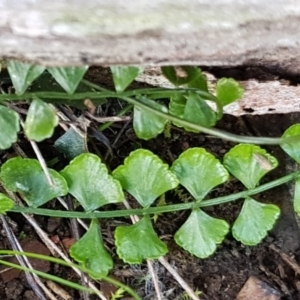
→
(10, 170, 300, 219)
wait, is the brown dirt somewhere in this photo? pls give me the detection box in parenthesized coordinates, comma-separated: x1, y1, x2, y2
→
(1, 67, 300, 300)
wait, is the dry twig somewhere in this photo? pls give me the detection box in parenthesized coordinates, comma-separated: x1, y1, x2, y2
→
(123, 199, 162, 300)
(123, 199, 200, 300)
(0, 215, 53, 300)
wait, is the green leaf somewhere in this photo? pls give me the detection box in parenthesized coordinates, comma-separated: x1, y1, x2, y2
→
(29, 71, 107, 108)
(70, 219, 113, 279)
(169, 94, 186, 127)
(115, 216, 168, 263)
(161, 66, 200, 86)
(293, 179, 300, 216)
(281, 124, 300, 164)
(113, 149, 178, 207)
(133, 97, 168, 140)
(169, 93, 217, 133)
(0, 194, 14, 214)
(0, 157, 68, 207)
(232, 197, 280, 245)
(175, 208, 229, 258)
(0, 105, 20, 150)
(54, 128, 87, 160)
(184, 92, 217, 128)
(60, 153, 124, 211)
(47, 66, 88, 94)
(171, 148, 228, 201)
(7, 61, 45, 95)
(24, 99, 58, 142)
(187, 68, 208, 91)
(216, 78, 244, 106)
(223, 144, 278, 189)
(110, 66, 144, 92)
